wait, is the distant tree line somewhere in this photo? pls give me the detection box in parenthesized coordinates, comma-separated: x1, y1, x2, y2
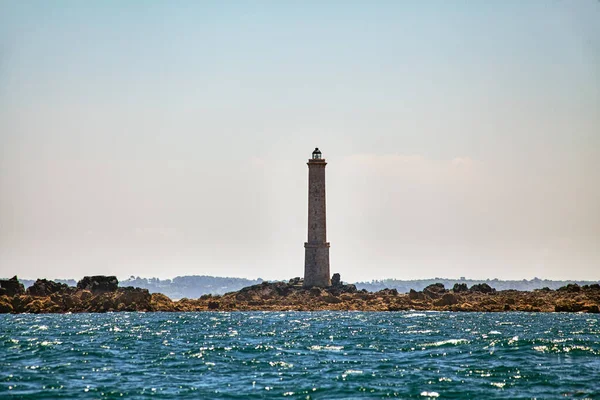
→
(353, 277, 599, 293)
(121, 275, 263, 299)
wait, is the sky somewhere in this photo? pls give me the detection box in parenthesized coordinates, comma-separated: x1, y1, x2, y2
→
(0, 1, 599, 282)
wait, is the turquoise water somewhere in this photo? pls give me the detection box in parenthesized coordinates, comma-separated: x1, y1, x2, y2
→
(1, 312, 599, 399)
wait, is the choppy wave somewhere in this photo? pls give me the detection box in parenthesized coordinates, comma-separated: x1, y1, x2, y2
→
(1, 312, 599, 398)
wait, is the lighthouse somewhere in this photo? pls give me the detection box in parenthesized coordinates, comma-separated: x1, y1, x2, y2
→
(303, 148, 331, 287)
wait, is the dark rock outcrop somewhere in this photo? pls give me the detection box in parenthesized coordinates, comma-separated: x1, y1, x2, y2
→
(433, 293, 458, 306)
(423, 283, 446, 298)
(0, 276, 25, 296)
(409, 289, 425, 300)
(288, 277, 302, 286)
(327, 283, 357, 296)
(331, 273, 341, 286)
(470, 283, 496, 294)
(452, 283, 468, 293)
(558, 284, 581, 293)
(555, 301, 585, 312)
(377, 288, 398, 296)
(27, 279, 72, 297)
(77, 276, 119, 294)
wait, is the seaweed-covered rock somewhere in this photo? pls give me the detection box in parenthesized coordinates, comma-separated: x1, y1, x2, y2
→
(77, 276, 118, 294)
(0, 296, 13, 313)
(0, 276, 25, 296)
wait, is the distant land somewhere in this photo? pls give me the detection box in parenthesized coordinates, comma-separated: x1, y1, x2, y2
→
(12, 275, 600, 300)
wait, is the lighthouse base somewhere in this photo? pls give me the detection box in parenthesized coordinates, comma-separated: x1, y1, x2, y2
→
(303, 242, 331, 288)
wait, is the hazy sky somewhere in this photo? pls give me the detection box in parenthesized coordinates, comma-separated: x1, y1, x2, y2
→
(1, 1, 599, 282)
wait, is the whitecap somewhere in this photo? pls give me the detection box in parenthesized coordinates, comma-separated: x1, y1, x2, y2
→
(491, 382, 505, 388)
(404, 313, 427, 318)
(420, 391, 439, 397)
(269, 361, 293, 368)
(423, 339, 468, 347)
(309, 345, 344, 351)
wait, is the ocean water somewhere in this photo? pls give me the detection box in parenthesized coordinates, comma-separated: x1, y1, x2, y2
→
(1, 312, 599, 399)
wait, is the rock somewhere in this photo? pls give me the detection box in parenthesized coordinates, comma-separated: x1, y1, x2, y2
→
(585, 305, 599, 313)
(321, 294, 343, 304)
(0, 276, 25, 296)
(433, 293, 458, 306)
(25, 298, 60, 313)
(342, 284, 357, 294)
(116, 287, 151, 310)
(452, 283, 468, 293)
(555, 301, 585, 312)
(1, 274, 597, 314)
(408, 289, 425, 300)
(423, 283, 446, 298)
(77, 276, 119, 294)
(11, 295, 32, 313)
(288, 277, 302, 285)
(328, 283, 358, 296)
(331, 273, 341, 286)
(470, 283, 496, 294)
(387, 304, 405, 311)
(27, 279, 72, 297)
(150, 293, 175, 311)
(558, 284, 581, 293)
(376, 288, 398, 296)
(79, 290, 93, 302)
(0, 296, 13, 313)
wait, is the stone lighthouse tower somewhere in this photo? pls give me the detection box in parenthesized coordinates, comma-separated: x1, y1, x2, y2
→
(303, 148, 331, 287)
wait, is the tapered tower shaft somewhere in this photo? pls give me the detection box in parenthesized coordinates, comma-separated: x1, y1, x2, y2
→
(304, 148, 331, 287)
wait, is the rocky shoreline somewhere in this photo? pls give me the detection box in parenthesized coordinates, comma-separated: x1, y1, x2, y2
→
(1, 275, 599, 314)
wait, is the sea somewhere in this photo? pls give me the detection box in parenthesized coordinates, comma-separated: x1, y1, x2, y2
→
(1, 312, 599, 399)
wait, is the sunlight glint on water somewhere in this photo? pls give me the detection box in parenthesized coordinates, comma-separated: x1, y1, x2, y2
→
(1, 312, 599, 398)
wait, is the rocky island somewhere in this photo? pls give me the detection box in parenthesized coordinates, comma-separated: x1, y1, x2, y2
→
(0, 274, 599, 314)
